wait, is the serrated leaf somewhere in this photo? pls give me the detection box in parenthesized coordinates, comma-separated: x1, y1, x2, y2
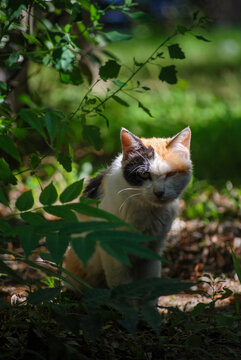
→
(60, 179, 84, 203)
(112, 95, 129, 107)
(0, 187, 8, 206)
(231, 248, 241, 284)
(138, 101, 153, 117)
(0, 158, 17, 185)
(159, 65, 178, 84)
(44, 205, 77, 221)
(28, 287, 62, 305)
(59, 66, 83, 85)
(46, 233, 69, 264)
(71, 236, 97, 267)
(82, 125, 102, 151)
(168, 44, 185, 59)
(21, 212, 46, 225)
(104, 31, 132, 42)
(0, 135, 21, 162)
(99, 60, 121, 81)
(19, 231, 40, 257)
(16, 191, 34, 211)
(195, 35, 211, 42)
(39, 183, 58, 205)
(58, 152, 72, 172)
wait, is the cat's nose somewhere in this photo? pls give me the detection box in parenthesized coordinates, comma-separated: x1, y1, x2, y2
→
(153, 190, 164, 199)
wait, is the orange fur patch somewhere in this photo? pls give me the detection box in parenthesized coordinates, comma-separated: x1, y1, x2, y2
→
(141, 137, 190, 172)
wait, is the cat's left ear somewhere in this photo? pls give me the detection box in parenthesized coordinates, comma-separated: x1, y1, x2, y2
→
(167, 127, 191, 158)
(120, 128, 142, 160)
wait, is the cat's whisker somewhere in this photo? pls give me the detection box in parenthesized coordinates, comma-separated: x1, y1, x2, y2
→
(119, 193, 141, 213)
(117, 187, 138, 195)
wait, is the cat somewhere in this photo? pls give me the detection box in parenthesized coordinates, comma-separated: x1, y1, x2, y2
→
(63, 127, 192, 290)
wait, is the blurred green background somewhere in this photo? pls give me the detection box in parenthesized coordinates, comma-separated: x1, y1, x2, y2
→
(27, 14, 241, 187)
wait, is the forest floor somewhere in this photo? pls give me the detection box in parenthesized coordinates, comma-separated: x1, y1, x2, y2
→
(1, 185, 241, 359)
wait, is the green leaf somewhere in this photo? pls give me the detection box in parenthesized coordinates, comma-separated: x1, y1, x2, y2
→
(0, 187, 8, 206)
(29, 153, 41, 169)
(112, 79, 127, 88)
(22, 32, 41, 45)
(0, 135, 21, 162)
(71, 236, 97, 267)
(112, 278, 195, 302)
(116, 304, 139, 335)
(15, 191, 34, 211)
(138, 101, 153, 117)
(70, 202, 125, 223)
(28, 287, 63, 305)
(58, 152, 72, 172)
(231, 248, 241, 284)
(168, 44, 185, 59)
(21, 212, 46, 225)
(159, 65, 178, 84)
(112, 95, 129, 107)
(192, 9, 200, 21)
(141, 305, 161, 332)
(70, 3, 82, 22)
(4, 51, 20, 69)
(60, 179, 84, 203)
(104, 31, 132, 42)
(82, 125, 102, 151)
(32, 220, 123, 236)
(99, 60, 121, 81)
(195, 35, 211, 42)
(19, 231, 40, 257)
(126, 11, 154, 22)
(100, 241, 130, 265)
(0, 218, 11, 233)
(59, 66, 84, 85)
(44, 110, 64, 143)
(82, 288, 111, 309)
(39, 183, 58, 205)
(53, 47, 75, 72)
(44, 205, 77, 221)
(19, 109, 46, 139)
(0, 158, 17, 184)
(46, 234, 69, 264)
(177, 25, 188, 35)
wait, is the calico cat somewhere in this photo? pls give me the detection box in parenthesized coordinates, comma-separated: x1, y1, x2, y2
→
(63, 127, 192, 289)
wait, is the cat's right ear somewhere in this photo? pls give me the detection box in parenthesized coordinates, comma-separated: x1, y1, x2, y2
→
(120, 128, 141, 160)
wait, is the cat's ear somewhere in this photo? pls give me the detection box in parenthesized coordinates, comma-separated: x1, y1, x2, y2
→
(167, 127, 191, 158)
(120, 128, 141, 160)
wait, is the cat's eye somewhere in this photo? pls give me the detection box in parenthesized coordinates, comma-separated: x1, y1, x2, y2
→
(139, 172, 150, 179)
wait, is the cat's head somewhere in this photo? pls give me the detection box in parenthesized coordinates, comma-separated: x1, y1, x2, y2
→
(120, 127, 192, 206)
